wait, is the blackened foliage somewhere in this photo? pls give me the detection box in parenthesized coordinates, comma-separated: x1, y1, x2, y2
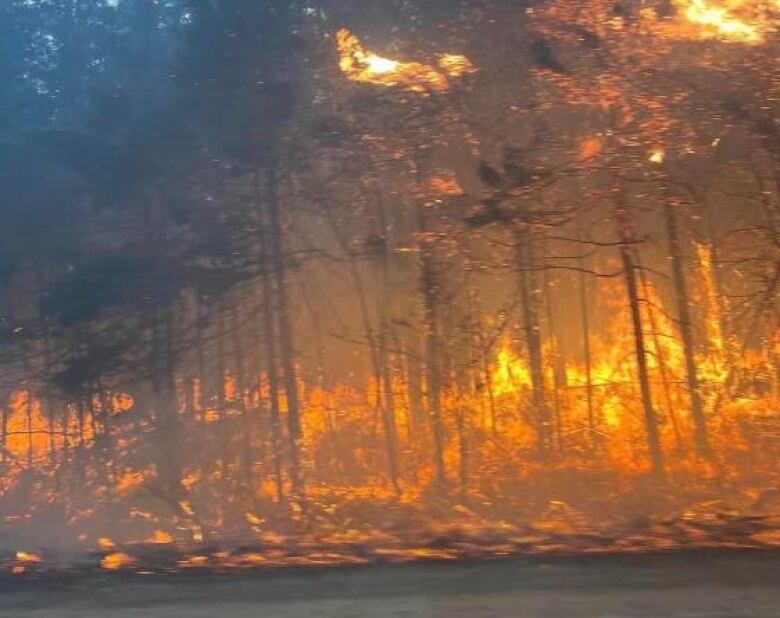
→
(469, 147, 540, 227)
(43, 254, 182, 326)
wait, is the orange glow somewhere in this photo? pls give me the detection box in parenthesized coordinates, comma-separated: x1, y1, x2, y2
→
(421, 171, 465, 199)
(101, 552, 134, 571)
(15, 551, 42, 563)
(148, 530, 174, 544)
(0, 261, 775, 562)
(5, 390, 49, 462)
(115, 467, 155, 495)
(580, 136, 604, 161)
(491, 339, 532, 395)
(649, 148, 666, 164)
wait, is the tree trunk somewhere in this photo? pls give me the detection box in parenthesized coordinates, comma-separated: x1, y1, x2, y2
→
(25, 389, 33, 467)
(577, 231, 597, 451)
(255, 171, 285, 503)
(145, 190, 182, 497)
(616, 208, 665, 476)
(379, 336, 401, 495)
(515, 228, 549, 458)
(1, 393, 7, 465)
(35, 264, 56, 465)
(417, 204, 446, 486)
(266, 166, 303, 501)
(542, 251, 564, 453)
(377, 197, 401, 495)
(664, 201, 711, 456)
(404, 334, 425, 435)
(216, 304, 227, 419)
(151, 307, 182, 494)
(194, 294, 208, 414)
(231, 300, 256, 496)
(637, 265, 683, 453)
(327, 207, 400, 495)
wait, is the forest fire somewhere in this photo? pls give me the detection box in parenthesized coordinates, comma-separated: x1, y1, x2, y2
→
(2, 256, 779, 575)
(2, 0, 780, 589)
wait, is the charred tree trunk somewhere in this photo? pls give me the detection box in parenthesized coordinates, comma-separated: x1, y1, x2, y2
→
(403, 334, 425, 434)
(377, 198, 401, 495)
(266, 166, 303, 501)
(97, 386, 114, 477)
(417, 204, 446, 486)
(216, 304, 227, 419)
(249, 306, 267, 461)
(457, 406, 468, 495)
(144, 191, 182, 497)
(150, 307, 182, 495)
(379, 335, 401, 495)
(637, 263, 683, 453)
(255, 171, 285, 503)
(0, 394, 7, 465)
(25, 389, 33, 467)
(577, 233, 597, 451)
(35, 264, 56, 465)
(664, 201, 711, 456)
(194, 294, 208, 414)
(543, 256, 564, 453)
(327, 205, 400, 495)
(231, 300, 256, 496)
(515, 228, 549, 458)
(616, 209, 665, 477)
(76, 397, 85, 451)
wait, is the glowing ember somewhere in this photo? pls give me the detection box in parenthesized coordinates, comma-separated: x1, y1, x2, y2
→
(149, 529, 174, 544)
(115, 467, 154, 495)
(649, 148, 666, 164)
(420, 171, 465, 198)
(101, 552, 134, 571)
(580, 136, 604, 161)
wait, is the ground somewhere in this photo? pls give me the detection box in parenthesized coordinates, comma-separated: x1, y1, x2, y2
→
(1, 550, 779, 617)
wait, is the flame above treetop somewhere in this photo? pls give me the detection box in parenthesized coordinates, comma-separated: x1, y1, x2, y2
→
(336, 28, 474, 93)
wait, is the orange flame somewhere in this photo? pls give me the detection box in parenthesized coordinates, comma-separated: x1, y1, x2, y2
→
(646, 0, 780, 44)
(676, 0, 765, 43)
(336, 28, 474, 93)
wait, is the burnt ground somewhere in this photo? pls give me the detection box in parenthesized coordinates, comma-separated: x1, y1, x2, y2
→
(1, 550, 779, 617)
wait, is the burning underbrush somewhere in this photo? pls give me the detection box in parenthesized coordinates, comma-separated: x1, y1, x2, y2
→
(2, 252, 779, 575)
(4, 430, 780, 576)
(4, 484, 780, 576)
